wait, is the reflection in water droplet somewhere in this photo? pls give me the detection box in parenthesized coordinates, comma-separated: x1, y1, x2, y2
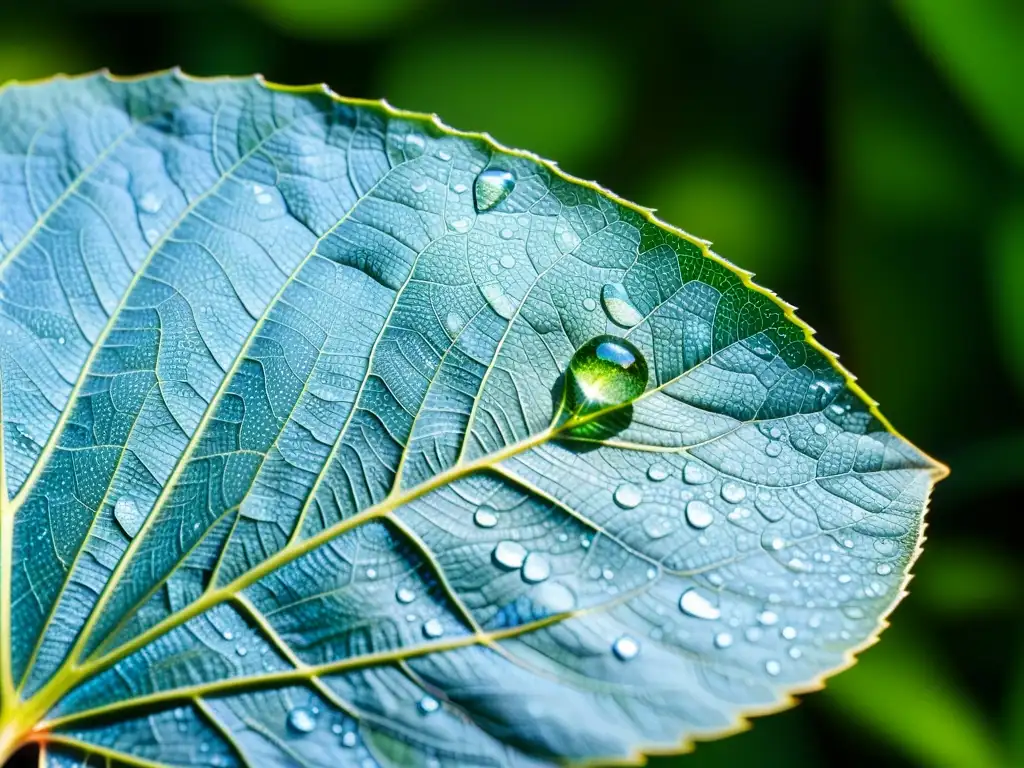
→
(474, 509, 498, 528)
(679, 588, 721, 620)
(685, 500, 714, 529)
(721, 482, 746, 503)
(647, 464, 669, 481)
(474, 169, 516, 212)
(613, 483, 643, 509)
(418, 696, 440, 714)
(287, 707, 317, 734)
(521, 553, 551, 584)
(583, 297, 597, 312)
(566, 335, 648, 417)
(114, 497, 145, 538)
(683, 463, 709, 485)
(492, 540, 527, 570)
(765, 660, 781, 676)
(396, 587, 416, 604)
(601, 282, 644, 327)
(422, 618, 444, 638)
(765, 442, 783, 457)
(714, 632, 734, 649)
(612, 635, 640, 660)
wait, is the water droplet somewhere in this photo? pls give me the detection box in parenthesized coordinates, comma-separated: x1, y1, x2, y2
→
(765, 660, 781, 676)
(647, 464, 669, 482)
(406, 134, 426, 151)
(236, 644, 247, 656)
(642, 515, 674, 539)
(480, 283, 516, 320)
(521, 553, 551, 584)
(450, 218, 470, 233)
(287, 707, 317, 734)
(758, 610, 779, 626)
(445, 311, 465, 336)
(499, 254, 516, 269)
(582, 297, 597, 312)
(685, 500, 714, 529)
(422, 618, 444, 638)
(721, 482, 746, 503)
(223, 630, 233, 641)
(492, 540, 527, 570)
(113, 497, 145, 538)
(453, 182, 468, 194)
(714, 632, 734, 649)
(566, 335, 648, 416)
(782, 626, 797, 640)
(57, 337, 65, 345)
(770, 537, 785, 551)
(139, 192, 162, 213)
(600, 282, 644, 327)
(500, 227, 514, 240)
(438, 150, 452, 161)
(837, 573, 852, 584)
(474, 509, 498, 528)
(613, 483, 643, 509)
(813, 423, 828, 436)
(612, 635, 640, 660)
(679, 588, 721, 620)
(765, 442, 783, 457)
(418, 696, 440, 714)
(341, 731, 358, 748)
(396, 587, 416, 604)
(876, 563, 892, 575)
(789, 646, 803, 659)
(534, 582, 576, 612)
(331, 723, 343, 735)
(683, 463, 710, 485)
(365, 568, 377, 579)
(411, 179, 428, 193)
(473, 168, 515, 212)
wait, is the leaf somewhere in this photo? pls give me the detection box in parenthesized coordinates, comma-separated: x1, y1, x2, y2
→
(0, 70, 945, 767)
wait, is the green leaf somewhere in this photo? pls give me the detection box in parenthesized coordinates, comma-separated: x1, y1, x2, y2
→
(990, 199, 1024, 393)
(0, 70, 945, 767)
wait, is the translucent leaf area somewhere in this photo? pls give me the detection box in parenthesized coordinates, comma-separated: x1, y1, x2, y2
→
(0, 71, 945, 767)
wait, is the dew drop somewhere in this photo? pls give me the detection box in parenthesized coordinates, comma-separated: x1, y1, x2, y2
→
(499, 254, 516, 269)
(714, 632, 734, 649)
(500, 227, 514, 240)
(418, 696, 440, 714)
(480, 283, 516, 320)
(647, 464, 669, 482)
(422, 618, 444, 639)
(341, 731, 358, 748)
(492, 540, 527, 570)
(566, 335, 648, 416)
(685, 500, 714, 529)
(582, 297, 597, 311)
(613, 483, 643, 509)
(720, 482, 746, 503)
(139, 192, 162, 213)
(331, 723, 343, 735)
(765, 660, 782, 676)
(473, 168, 516, 212)
(286, 707, 317, 734)
(782, 626, 797, 640)
(600, 282, 644, 327)
(222, 631, 234, 641)
(757, 610, 779, 626)
(679, 588, 721, 620)
(113, 497, 145, 538)
(474, 509, 498, 528)
(813, 422, 828, 436)
(521, 553, 551, 584)
(765, 442, 783, 457)
(405, 133, 426, 151)
(236, 644, 247, 657)
(445, 311, 465, 336)
(450, 218, 470, 233)
(411, 179, 428, 194)
(683, 462, 710, 485)
(876, 563, 892, 575)
(643, 515, 674, 539)
(396, 587, 416, 604)
(612, 635, 640, 660)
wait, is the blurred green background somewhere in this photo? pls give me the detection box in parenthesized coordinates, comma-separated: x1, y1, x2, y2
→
(2, 0, 1022, 766)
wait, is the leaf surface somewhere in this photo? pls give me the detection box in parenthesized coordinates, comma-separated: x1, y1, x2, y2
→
(0, 71, 944, 767)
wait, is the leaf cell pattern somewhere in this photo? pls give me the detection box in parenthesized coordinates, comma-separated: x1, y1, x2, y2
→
(0, 71, 944, 767)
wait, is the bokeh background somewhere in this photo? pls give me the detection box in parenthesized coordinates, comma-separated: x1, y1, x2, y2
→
(1, 1, 1021, 766)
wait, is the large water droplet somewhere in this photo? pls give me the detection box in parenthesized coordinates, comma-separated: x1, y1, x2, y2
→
(114, 497, 145, 538)
(566, 335, 648, 416)
(765, 442, 783, 457)
(647, 464, 669, 481)
(474, 169, 515, 212)
(613, 483, 643, 509)
(492, 540, 527, 570)
(683, 462, 710, 485)
(600, 282, 644, 327)
(685, 500, 714, 529)
(474, 509, 498, 528)
(521, 553, 551, 584)
(287, 707, 317, 734)
(679, 588, 721, 620)
(612, 635, 640, 660)
(720, 482, 746, 503)
(480, 283, 516, 320)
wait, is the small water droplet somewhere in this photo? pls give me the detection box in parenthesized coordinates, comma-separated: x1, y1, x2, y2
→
(57, 336, 65, 345)
(139, 192, 162, 213)
(499, 254, 516, 269)
(582, 297, 597, 311)
(813, 422, 828, 436)
(683, 463, 710, 485)
(765, 660, 782, 676)
(600, 282, 644, 327)
(474, 509, 498, 528)
(445, 311, 465, 336)
(450, 218, 470, 233)
(714, 632, 734, 649)
(765, 442, 783, 457)
(566, 335, 648, 416)
(876, 563, 892, 575)
(331, 723, 343, 735)
(474, 168, 516, 212)
(411, 179, 428, 193)
(758, 610, 779, 626)
(679, 588, 721, 620)
(422, 618, 444, 638)
(685, 500, 714, 529)
(492, 540, 527, 570)
(418, 696, 440, 714)
(837, 573, 852, 584)
(647, 464, 669, 481)
(643, 515, 674, 539)
(365, 568, 377, 579)
(613, 483, 643, 509)
(406, 134, 426, 151)
(612, 635, 640, 660)
(438, 150, 452, 161)
(782, 626, 797, 640)
(113, 497, 145, 538)
(223, 630, 233, 641)
(721, 482, 746, 503)
(500, 227, 514, 240)
(521, 553, 551, 584)
(341, 731, 358, 748)
(236, 644, 247, 656)
(789, 646, 803, 659)
(287, 707, 317, 734)
(770, 537, 785, 551)
(396, 587, 416, 604)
